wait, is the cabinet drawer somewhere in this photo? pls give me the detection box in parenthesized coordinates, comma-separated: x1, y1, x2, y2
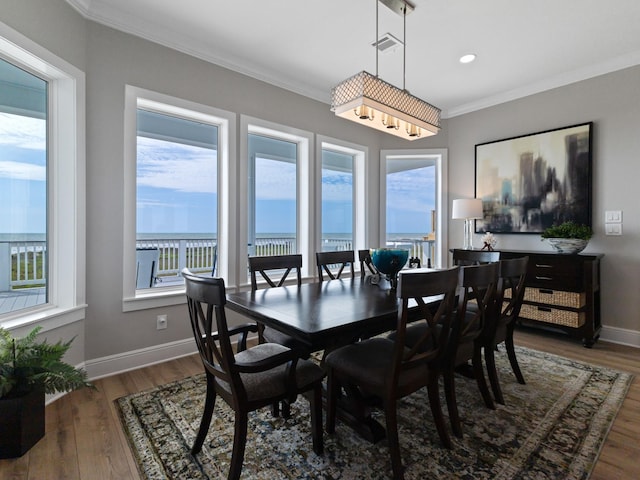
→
(527, 270, 582, 290)
(519, 304, 585, 328)
(521, 287, 586, 308)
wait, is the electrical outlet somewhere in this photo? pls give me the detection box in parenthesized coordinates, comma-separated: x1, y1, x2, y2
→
(156, 314, 168, 330)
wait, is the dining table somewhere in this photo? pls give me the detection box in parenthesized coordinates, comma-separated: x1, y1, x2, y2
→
(225, 273, 439, 442)
(226, 277, 401, 352)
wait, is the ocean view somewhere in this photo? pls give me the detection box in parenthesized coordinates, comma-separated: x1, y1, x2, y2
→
(135, 233, 428, 241)
(3, 232, 429, 243)
(0, 233, 46, 242)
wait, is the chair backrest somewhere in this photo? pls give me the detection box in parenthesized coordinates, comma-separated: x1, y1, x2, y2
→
(135, 248, 159, 288)
(358, 249, 378, 278)
(391, 267, 459, 385)
(496, 256, 529, 323)
(316, 250, 355, 281)
(211, 244, 218, 277)
(452, 249, 500, 266)
(449, 262, 500, 357)
(182, 269, 237, 389)
(248, 254, 302, 291)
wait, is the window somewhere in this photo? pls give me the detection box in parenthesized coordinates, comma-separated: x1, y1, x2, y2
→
(0, 58, 47, 315)
(239, 116, 311, 282)
(317, 137, 367, 261)
(123, 87, 234, 311)
(381, 150, 448, 268)
(136, 108, 218, 288)
(248, 133, 298, 257)
(0, 22, 85, 329)
(320, 148, 354, 252)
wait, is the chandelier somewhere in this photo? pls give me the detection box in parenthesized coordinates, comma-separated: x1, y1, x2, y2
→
(330, 0, 441, 140)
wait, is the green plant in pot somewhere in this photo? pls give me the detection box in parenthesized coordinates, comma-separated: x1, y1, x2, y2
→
(0, 326, 94, 458)
(541, 221, 593, 254)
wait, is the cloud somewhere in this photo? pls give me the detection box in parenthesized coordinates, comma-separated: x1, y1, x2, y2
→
(254, 157, 297, 200)
(387, 168, 436, 214)
(0, 161, 46, 181)
(322, 171, 352, 202)
(137, 138, 217, 193)
(0, 113, 46, 150)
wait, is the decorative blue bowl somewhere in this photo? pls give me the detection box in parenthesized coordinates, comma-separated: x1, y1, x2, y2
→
(370, 248, 409, 289)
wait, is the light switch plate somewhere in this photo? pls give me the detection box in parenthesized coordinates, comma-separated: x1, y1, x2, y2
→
(605, 223, 622, 235)
(605, 210, 622, 223)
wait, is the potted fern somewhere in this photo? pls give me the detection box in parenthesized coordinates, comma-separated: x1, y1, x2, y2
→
(0, 326, 93, 458)
(541, 221, 593, 254)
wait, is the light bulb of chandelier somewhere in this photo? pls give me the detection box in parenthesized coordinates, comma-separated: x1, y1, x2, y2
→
(382, 114, 400, 130)
(406, 123, 421, 138)
(354, 105, 374, 121)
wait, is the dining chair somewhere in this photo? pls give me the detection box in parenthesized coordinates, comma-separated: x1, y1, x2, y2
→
(450, 248, 500, 377)
(358, 249, 378, 278)
(316, 250, 355, 281)
(480, 256, 529, 404)
(325, 267, 460, 480)
(182, 269, 324, 480)
(249, 253, 302, 290)
(248, 254, 313, 416)
(442, 262, 499, 437)
(248, 254, 309, 349)
(391, 262, 499, 438)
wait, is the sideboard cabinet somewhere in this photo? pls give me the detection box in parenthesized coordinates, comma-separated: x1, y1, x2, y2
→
(452, 249, 603, 347)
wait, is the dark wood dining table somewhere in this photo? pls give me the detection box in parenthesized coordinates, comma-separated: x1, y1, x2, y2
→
(226, 277, 401, 353)
(226, 274, 438, 442)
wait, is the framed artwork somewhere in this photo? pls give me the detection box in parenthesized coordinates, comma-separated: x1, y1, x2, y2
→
(474, 122, 593, 234)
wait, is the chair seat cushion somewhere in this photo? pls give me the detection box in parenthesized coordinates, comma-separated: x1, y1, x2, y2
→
(263, 326, 312, 355)
(325, 338, 429, 394)
(217, 343, 324, 403)
(387, 323, 436, 352)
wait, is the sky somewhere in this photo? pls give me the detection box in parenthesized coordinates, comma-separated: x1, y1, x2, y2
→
(0, 113, 47, 235)
(1, 112, 436, 237)
(386, 166, 436, 234)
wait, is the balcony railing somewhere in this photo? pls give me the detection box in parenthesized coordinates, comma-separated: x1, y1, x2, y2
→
(0, 241, 47, 292)
(1, 236, 435, 292)
(136, 238, 218, 279)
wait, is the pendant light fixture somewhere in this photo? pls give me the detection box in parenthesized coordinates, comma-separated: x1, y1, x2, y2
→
(330, 0, 441, 140)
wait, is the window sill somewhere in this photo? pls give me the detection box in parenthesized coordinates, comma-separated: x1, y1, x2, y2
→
(122, 286, 187, 312)
(0, 304, 87, 336)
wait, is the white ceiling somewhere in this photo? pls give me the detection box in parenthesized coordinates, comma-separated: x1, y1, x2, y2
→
(68, 0, 640, 118)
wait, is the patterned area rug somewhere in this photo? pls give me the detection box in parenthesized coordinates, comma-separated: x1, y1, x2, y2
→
(116, 346, 632, 479)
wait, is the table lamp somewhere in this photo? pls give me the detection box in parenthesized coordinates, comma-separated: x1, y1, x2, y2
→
(452, 198, 483, 250)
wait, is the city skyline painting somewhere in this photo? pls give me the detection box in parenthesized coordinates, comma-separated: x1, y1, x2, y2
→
(475, 122, 592, 234)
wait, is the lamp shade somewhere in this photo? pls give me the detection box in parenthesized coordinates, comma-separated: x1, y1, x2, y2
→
(331, 71, 441, 140)
(452, 198, 483, 219)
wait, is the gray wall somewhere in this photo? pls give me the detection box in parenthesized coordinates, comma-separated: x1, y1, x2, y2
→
(1, 0, 638, 375)
(447, 67, 640, 333)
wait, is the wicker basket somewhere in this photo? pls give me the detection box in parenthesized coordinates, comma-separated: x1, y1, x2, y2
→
(519, 303, 585, 328)
(520, 288, 586, 308)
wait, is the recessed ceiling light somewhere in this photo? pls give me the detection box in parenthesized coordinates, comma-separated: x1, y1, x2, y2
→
(459, 54, 476, 64)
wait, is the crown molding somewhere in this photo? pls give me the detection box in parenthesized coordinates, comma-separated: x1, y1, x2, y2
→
(444, 49, 640, 118)
(65, 2, 640, 119)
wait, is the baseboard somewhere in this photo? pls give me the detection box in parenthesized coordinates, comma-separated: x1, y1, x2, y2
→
(600, 325, 640, 348)
(85, 337, 198, 381)
(71, 324, 637, 400)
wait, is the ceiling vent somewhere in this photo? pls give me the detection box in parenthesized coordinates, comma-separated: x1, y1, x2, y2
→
(372, 33, 403, 54)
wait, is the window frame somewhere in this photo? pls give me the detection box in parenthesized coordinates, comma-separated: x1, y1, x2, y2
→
(122, 86, 235, 312)
(379, 149, 449, 268)
(316, 136, 368, 258)
(238, 116, 313, 283)
(0, 21, 86, 333)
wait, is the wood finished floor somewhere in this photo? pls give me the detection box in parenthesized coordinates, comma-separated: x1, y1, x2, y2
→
(1, 329, 638, 480)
